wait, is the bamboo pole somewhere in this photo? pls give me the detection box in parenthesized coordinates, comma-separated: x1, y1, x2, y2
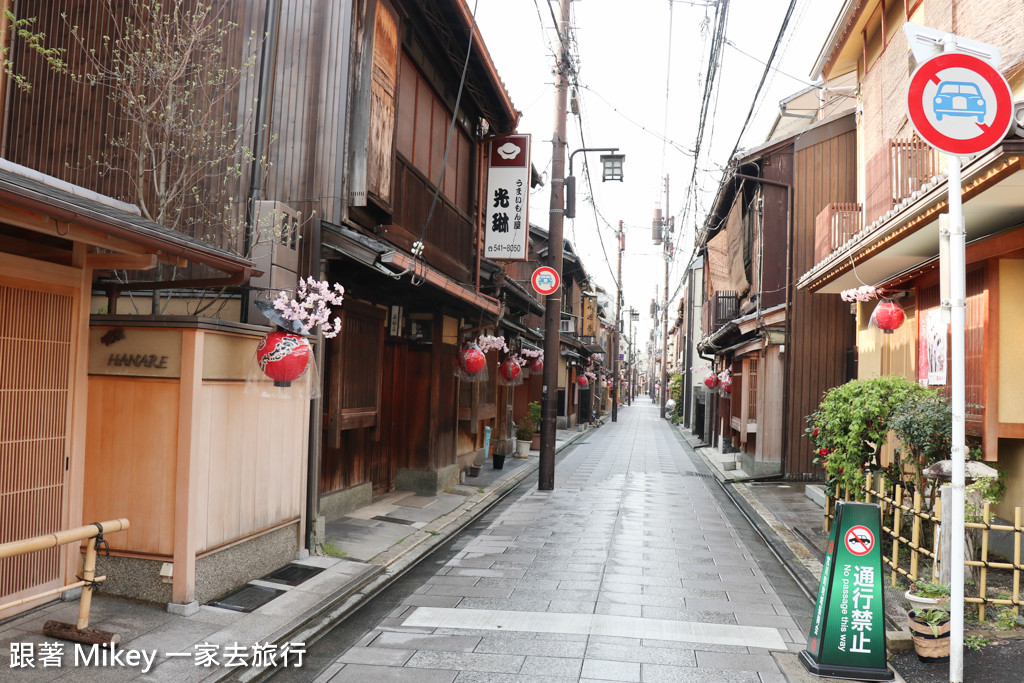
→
(0, 577, 106, 612)
(0, 519, 129, 560)
(1015, 508, 1021, 617)
(979, 502, 990, 622)
(892, 485, 903, 587)
(911, 491, 922, 583)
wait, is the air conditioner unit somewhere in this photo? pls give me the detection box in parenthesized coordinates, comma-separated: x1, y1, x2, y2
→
(559, 319, 575, 334)
(249, 201, 303, 322)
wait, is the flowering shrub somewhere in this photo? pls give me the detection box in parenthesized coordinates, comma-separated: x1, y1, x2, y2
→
(840, 285, 878, 302)
(521, 348, 543, 361)
(805, 376, 931, 495)
(476, 335, 508, 353)
(273, 277, 344, 338)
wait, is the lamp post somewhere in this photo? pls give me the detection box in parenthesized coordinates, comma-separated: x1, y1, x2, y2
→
(541, 1, 627, 489)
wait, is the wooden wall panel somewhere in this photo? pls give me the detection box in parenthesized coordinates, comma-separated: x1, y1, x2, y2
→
(83, 378, 178, 556)
(195, 382, 305, 552)
(786, 127, 859, 474)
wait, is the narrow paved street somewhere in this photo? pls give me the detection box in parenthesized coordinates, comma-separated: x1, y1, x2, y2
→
(313, 400, 812, 682)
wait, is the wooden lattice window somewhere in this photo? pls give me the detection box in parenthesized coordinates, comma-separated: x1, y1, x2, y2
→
(0, 282, 72, 602)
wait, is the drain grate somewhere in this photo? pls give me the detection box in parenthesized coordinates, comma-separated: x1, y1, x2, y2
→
(373, 515, 417, 526)
(209, 584, 284, 613)
(260, 563, 325, 587)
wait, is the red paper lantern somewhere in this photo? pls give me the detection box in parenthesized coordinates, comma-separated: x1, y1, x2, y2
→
(577, 374, 589, 387)
(256, 331, 311, 385)
(459, 346, 486, 374)
(873, 300, 905, 334)
(721, 377, 732, 393)
(704, 374, 720, 389)
(499, 358, 521, 381)
(530, 357, 543, 372)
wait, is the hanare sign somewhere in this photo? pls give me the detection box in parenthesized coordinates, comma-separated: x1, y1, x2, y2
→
(484, 134, 531, 260)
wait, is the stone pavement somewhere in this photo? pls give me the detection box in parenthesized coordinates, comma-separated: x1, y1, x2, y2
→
(0, 427, 591, 682)
(312, 399, 864, 682)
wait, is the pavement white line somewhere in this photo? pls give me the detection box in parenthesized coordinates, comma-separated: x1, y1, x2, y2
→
(403, 606, 788, 650)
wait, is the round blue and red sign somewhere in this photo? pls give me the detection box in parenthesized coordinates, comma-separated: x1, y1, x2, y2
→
(907, 52, 1013, 156)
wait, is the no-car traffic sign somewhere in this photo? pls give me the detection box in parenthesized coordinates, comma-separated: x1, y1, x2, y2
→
(907, 51, 1013, 156)
(531, 266, 560, 296)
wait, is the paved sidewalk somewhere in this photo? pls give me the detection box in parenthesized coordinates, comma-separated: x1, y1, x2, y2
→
(0, 427, 593, 682)
(310, 399, 830, 682)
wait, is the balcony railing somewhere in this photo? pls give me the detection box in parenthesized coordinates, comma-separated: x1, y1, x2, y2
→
(865, 137, 940, 226)
(814, 202, 863, 263)
(702, 291, 738, 336)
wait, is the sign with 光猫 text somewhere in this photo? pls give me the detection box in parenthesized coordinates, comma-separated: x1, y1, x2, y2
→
(484, 134, 531, 261)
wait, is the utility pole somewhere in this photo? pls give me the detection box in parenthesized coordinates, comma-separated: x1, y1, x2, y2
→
(660, 176, 671, 420)
(539, 0, 571, 491)
(612, 220, 623, 422)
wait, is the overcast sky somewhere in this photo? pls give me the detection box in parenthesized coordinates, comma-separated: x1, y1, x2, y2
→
(475, 0, 846, 353)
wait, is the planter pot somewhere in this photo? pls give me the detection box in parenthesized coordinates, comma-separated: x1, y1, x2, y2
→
(467, 465, 481, 477)
(531, 434, 541, 450)
(908, 611, 951, 663)
(905, 590, 942, 613)
(515, 440, 531, 458)
(492, 453, 505, 470)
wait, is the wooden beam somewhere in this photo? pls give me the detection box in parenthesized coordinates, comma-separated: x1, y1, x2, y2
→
(85, 253, 158, 271)
(0, 204, 152, 255)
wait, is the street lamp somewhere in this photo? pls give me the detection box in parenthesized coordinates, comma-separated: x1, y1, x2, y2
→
(563, 147, 624, 218)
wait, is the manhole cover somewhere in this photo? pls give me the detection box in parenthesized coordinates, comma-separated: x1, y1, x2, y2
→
(209, 584, 284, 612)
(260, 563, 325, 587)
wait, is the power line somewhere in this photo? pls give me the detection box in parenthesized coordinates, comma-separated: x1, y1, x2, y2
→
(726, 0, 798, 163)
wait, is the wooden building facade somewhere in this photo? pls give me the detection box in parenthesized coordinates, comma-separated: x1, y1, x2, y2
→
(797, 0, 1024, 516)
(696, 112, 858, 477)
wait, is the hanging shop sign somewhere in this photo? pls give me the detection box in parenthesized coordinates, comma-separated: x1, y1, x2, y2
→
(484, 134, 531, 260)
(799, 501, 893, 681)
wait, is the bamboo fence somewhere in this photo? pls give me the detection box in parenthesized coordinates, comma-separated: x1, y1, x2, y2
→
(826, 482, 1021, 621)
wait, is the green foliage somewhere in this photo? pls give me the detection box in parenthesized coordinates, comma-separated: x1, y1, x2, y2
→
(964, 635, 990, 651)
(321, 541, 347, 558)
(909, 580, 950, 599)
(668, 372, 685, 424)
(806, 376, 932, 495)
(912, 605, 950, 636)
(1, 10, 67, 92)
(965, 475, 1004, 523)
(994, 608, 1019, 632)
(514, 420, 534, 440)
(527, 401, 542, 432)
(889, 390, 951, 486)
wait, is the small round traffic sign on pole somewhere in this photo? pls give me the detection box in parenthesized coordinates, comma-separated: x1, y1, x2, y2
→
(907, 51, 1013, 156)
(531, 266, 560, 296)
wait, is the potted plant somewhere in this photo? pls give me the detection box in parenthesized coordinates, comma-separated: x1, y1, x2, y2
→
(905, 580, 950, 612)
(908, 602, 951, 663)
(514, 420, 533, 458)
(527, 400, 542, 450)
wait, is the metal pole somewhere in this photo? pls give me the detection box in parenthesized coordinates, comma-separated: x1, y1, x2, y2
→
(627, 307, 634, 406)
(947, 150, 966, 683)
(539, 0, 571, 491)
(612, 221, 623, 422)
(660, 176, 670, 419)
